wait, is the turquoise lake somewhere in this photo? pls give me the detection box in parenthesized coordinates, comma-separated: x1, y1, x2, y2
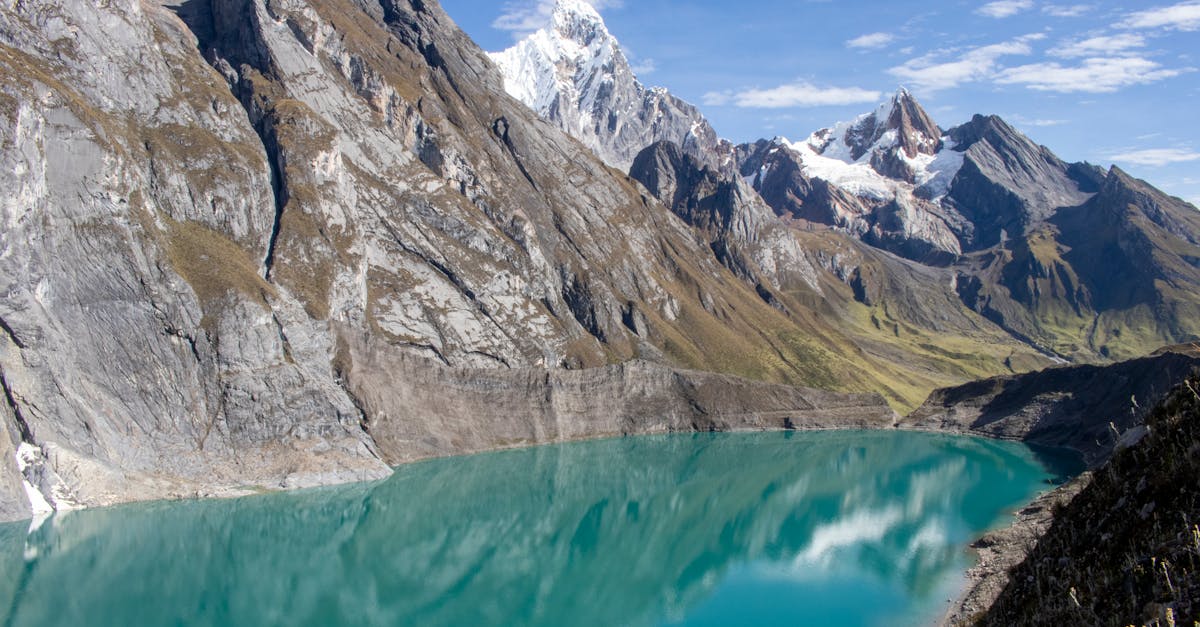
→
(0, 431, 1081, 626)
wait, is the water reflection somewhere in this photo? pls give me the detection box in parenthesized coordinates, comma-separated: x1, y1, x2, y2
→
(0, 432, 1077, 627)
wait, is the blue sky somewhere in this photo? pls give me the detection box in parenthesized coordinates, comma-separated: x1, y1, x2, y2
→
(440, 0, 1200, 205)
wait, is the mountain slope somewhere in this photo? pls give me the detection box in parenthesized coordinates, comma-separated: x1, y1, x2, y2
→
(734, 99, 1200, 362)
(0, 0, 906, 519)
(629, 141, 1057, 409)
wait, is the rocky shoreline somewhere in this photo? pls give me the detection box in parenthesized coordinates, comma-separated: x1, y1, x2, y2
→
(941, 475, 1090, 626)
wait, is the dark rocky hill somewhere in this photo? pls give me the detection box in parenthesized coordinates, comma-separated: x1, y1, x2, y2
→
(903, 346, 1200, 466)
(977, 369, 1200, 626)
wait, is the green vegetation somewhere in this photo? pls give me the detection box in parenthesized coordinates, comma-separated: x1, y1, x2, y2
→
(164, 216, 275, 329)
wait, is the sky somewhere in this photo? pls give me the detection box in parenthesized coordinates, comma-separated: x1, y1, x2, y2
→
(439, 0, 1200, 206)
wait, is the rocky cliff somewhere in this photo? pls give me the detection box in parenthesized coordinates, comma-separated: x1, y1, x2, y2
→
(0, 0, 910, 521)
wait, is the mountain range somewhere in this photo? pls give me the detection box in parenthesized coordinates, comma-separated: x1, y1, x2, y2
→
(0, 0, 1196, 524)
(495, 0, 1200, 368)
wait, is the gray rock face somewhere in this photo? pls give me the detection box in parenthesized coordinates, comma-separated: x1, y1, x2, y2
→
(490, 0, 733, 173)
(0, 0, 903, 521)
(337, 331, 896, 464)
(0, 402, 29, 523)
(630, 141, 772, 248)
(945, 114, 1092, 250)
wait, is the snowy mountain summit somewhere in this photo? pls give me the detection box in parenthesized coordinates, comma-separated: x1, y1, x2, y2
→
(807, 88, 946, 183)
(792, 88, 964, 203)
(490, 0, 731, 171)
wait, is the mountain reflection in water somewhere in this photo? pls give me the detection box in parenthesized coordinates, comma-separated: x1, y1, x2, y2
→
(0, 431, 1080, 627)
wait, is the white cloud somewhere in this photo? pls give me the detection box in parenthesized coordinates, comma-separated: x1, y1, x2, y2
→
(493, 0, 623, 38)
(888, 35, 1040, 91)
(1049, 34, 1146, 57)
(493, 2, 553, 37)
(1108, 148, 1200, 166)
(702, 91, 733, 106)
(1043, 4, 1093, 17)
(977, 0, 1034, 18)
(1013, 116, 1069, 127)
(630, 59, 656, 75)
(996, 56, 1186, 92)
(709, 82, 882, 108)
(1121, 1, 1200, 31)
(847, 32, 896, 49)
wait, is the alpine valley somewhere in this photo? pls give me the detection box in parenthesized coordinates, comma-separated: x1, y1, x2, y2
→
(1, 0, 1200, 589)
(3, 0, 1200, 623)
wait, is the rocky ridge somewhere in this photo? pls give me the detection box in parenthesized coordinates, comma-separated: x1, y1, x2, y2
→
(902, 346, 1200, 467)
(976, 370, 1200, 626)
(494, 3, 1200, 364)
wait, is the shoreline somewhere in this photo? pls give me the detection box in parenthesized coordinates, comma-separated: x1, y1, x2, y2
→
(939, 474, 1091, 626)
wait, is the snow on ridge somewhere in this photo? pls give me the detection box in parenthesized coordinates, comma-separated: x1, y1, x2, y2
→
(786, 136, 964, 204)
(490, 0, 625, 120)
(791, 91, 965, 203)
(552, 0, 603, 22)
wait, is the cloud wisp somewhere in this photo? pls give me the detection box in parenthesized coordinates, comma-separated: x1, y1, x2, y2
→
(977, 0, 1034, 18)
(847, 32, 897, 50)
(1043, 4, 1093, 17)
(997, 57, 1187, 93)
(1108, 148, 1200, 166)
(704, 82, 882, 108)
(888, 35, 1041, 91)
(1049, 34, 1146, 58)
(1120, 1, 1200, 31)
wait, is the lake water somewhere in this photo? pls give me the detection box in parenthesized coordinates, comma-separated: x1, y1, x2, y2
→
(0, 431, 1080, 626)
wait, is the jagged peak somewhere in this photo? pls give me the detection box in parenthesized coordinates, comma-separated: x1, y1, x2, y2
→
(553, 0, 603, 22)
(808, 88, 943, 162)
(885, 88, 942, 158)
(550, 0, 610, 45)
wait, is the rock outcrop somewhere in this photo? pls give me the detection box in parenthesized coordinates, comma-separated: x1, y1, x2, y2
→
(337, 332, 895, 464)
(902, 346, 1200, 466)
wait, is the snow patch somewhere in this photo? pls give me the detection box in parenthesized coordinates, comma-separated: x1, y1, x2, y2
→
(16, 442, 53, 517)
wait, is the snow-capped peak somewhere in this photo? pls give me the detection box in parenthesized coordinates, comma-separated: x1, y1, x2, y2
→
(490, 0, 626, 115)
(787, 89, 963, 202)
(552, 0, 603, 25)
(806, 88, 943, 164)
(490, 0, 732, 171)
(550, 0, 610, 45)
